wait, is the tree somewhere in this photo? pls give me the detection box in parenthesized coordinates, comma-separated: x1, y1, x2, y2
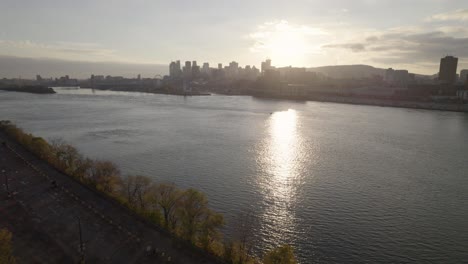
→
(199, 209, 224, 254)
(177, 188, 209, 242)
(30, 137, 51, 160)
(149, 183, 181, 230)
(263, 245, 297, 264)
(73, 156, 94, 182)
(122, 175, 152, 211)
(232, 210, 257, 264)
(49, 139, 75, 170)
(0, 229, 16, 264)
(90, 160, 121, 194)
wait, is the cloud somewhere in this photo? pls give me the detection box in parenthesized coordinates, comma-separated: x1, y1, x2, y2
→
(1, 40, 116, 56)
(322, 43, 366, 52)
(0, 40, 128, 63)
(428, 9, 468, 21)
(321, 25, 468, 71)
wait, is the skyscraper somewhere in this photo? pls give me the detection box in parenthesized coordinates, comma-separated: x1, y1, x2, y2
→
(169, 60, 182, 78)
(439, 56, 458, 84)
(460, 69, 468, 84)
(183, 61, 192, 79)
(202, 63, 210, 74)
(192, 61, 200, 78)
(261, 59, 272, 74)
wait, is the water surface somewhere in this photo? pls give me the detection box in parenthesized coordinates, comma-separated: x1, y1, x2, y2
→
(1, 88, 467, 263)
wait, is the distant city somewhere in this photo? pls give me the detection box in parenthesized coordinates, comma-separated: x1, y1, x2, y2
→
(1, 56, 468, 104)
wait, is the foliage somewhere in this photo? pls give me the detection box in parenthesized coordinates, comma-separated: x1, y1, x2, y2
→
(89, 160, 121, 194)
(0, 121, 300, 263)
(0, 120, 232, 260)
(220, 210, 259, 264)
(263, 245, 297, 264)
(0, 229, 16, 264)
(148, 183, 181, 230)
(122, 175, 152, 211)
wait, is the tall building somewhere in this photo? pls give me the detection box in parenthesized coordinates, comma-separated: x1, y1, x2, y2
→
(202, 63, 210, 74)
(192, 61, 200, 78)
(460, 69, 468, 84)
(261, 59, 272, 74)
(169, 60, 182, 78)
(183, 61, 192, 79)
(439, 56, 458, 84)
(218, 63, 222, 69)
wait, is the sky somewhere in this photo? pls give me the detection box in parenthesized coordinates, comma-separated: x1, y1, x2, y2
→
(1, 0, 468, 76)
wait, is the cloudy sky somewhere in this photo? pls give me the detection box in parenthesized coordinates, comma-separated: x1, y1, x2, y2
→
(1, 0, 467, 75)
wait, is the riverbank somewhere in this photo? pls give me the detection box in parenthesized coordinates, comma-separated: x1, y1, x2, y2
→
(0, 85, 56, 94)
(0, 130, 222, 264)
(251, 93, 468, 113)
(0, 121, 296, 263)
(81, 86, 211, 96)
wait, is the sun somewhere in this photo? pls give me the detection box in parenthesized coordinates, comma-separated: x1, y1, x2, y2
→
(250, 20, 324, 66)
(267, 31, 309, 66)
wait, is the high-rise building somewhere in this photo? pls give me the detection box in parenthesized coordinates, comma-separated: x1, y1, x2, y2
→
(460, 69, 468, 84)
(169, 60, 182, 78)
(183, 61, 192, 79)
(218, 63, 222, 69)
(439, 56, 458, 84)
(202, 63, 210, 74)
(261, 59, 272, 74)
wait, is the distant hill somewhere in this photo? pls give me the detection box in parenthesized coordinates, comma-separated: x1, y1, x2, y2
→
(308, 64, 434, 79)
(308, 65, 386, 79)
(0, 56, 168, 79)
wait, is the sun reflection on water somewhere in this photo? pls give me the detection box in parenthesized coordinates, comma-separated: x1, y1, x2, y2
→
(268, 109, 298, 199)
(256, 109, 305, 246)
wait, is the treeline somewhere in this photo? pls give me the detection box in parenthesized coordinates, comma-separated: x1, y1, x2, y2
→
(0, 85, 56, 94)
(0, 120, 297, 264)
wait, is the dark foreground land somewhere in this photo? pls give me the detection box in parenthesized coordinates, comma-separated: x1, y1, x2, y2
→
(0, 85, 56, 94)
(0, 132, 220, 264)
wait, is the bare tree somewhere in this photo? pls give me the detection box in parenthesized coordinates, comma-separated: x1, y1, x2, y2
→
(233, 209, 258, 264)
(122, 175, 152, 210)
(90, 160, 121, 194)
(149, 183, 181, 230)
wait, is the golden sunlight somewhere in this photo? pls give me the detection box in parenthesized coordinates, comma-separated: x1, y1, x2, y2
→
(250, 20, 327, 66)
(267, 31, 310, 66)
(268, 109, 299, 195)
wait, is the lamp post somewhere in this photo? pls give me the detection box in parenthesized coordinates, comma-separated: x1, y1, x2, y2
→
(77, 216, 85, 263)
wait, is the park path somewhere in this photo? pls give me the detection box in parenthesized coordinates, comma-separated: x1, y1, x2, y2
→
(0, 132, 222, 264)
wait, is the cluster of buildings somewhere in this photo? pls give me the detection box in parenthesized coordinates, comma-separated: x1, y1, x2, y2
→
(169, 60, 260, 81)
(1, 54, 467, 102)
(253, 56, 468, 103)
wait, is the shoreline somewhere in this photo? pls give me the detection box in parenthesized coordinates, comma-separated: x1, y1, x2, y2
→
(0, 85, 56, 94)
(248, 93, 468, 113)
(79, 86, 211, 96)
(0, 129, 224, 264)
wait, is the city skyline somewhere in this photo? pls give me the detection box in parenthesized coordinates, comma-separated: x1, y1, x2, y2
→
(1, 0, 468, 76)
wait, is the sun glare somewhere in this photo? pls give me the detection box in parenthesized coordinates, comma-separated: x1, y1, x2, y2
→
(267, 31, 309, 66)
(250, 20, 326, 66)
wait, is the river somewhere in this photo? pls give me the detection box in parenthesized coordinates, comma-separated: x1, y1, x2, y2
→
(1, 87, 467, 263)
